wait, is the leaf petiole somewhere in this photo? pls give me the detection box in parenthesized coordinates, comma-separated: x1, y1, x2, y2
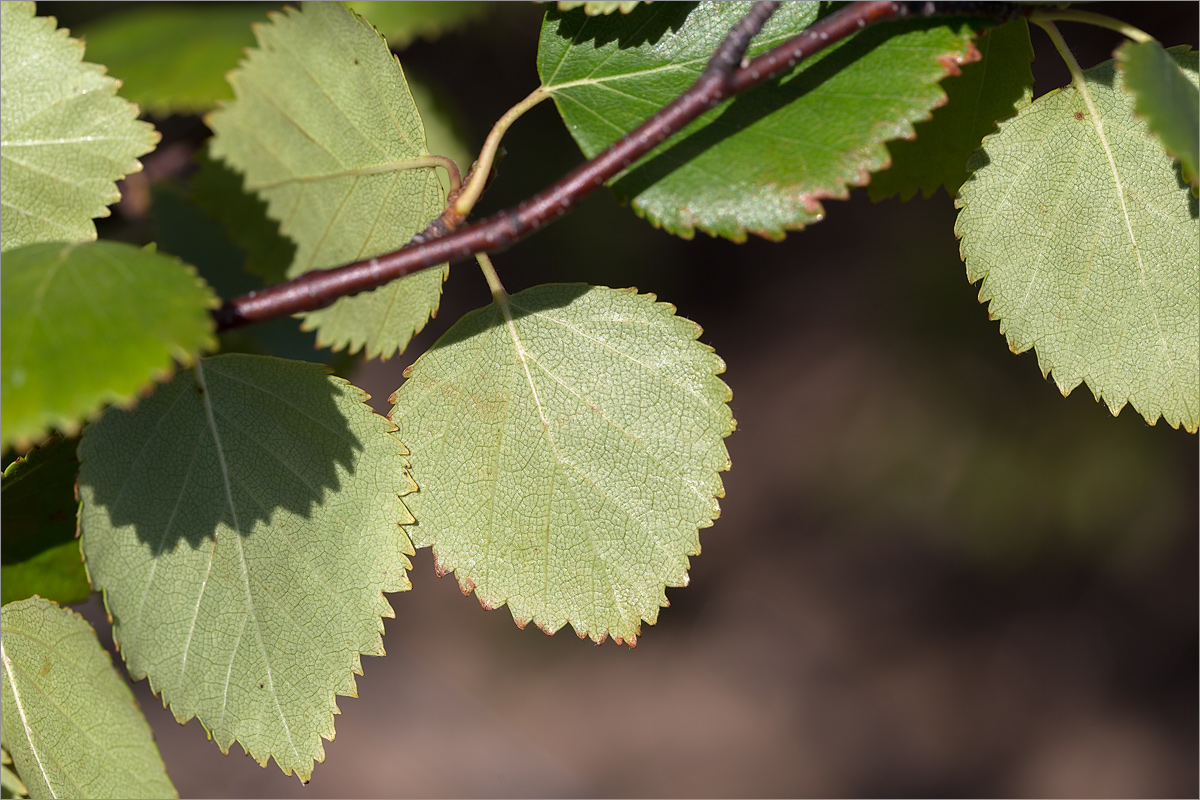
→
(454, 88, 552, 217)
(1028, 8, 1154, 44)
(475, 252, 507, 299)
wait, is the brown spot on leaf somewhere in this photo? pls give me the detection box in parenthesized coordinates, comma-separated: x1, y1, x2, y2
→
(1074, 111, 1084, 121)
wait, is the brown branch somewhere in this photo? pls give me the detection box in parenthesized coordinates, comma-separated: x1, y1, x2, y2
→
(214, 1, 1023, 332)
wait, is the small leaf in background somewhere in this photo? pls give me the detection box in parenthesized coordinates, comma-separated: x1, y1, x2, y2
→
(1116, 40, 1200, 192)
(0, 2, 158, 252)
(556, 1, 645, 15)
(869, 19, 1034, 202)
(956, 49, 1199, 432)
(538, 2, 984, 241)
(77, 4, 279, 116)
(347, 1, 489, 49)
(391, 284, 734, 645)
(0, 598, 177, 799)
(1, 241, 218, 451)
(208, 3, 447, 360)
(79, 354, 416, 781)
(1, 436, 88, 606)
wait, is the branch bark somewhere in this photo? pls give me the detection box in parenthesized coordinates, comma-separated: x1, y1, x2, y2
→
(214, 0, 1023, 332)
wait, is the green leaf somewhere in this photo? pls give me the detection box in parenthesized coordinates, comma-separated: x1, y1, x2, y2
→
(1116, 40, 1200, 192)
(538, 2, 984, 241)
(391, 284, 734, 645)
(207, 2, 447, 360)
(556, 1, 645, 15)
(79, 354, 416, 780)
(869, 19, 1034, 201)
(956, 50, 1200, 432)
(1, 746, 29, 799)
(0, 597, 176, 799)
(77, 4, 278, 117)
(1, 437, 89, 606)
(0, 2, 158, 253)
(346, 1, 489, 49)
(190, 147, 297, 286)
(1, 241, 218, 451)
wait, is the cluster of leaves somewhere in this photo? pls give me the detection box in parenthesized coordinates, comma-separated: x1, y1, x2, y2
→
(0, 0, 1195, 794)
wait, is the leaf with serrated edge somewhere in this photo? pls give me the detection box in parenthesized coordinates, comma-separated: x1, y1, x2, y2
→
(77, 4, 274, 117)
(1116, 40, 1200, 191)
(1, 241, 218, 451)
(1, 598, 177, 799)
(557, 1, 645, 16)
(391, 284, 734, 645)
(538, 2, 983, 241)
(956, 49, 1199, 432)
(1, 436, 88, 606)
(79, 354, 416, 781)
(0, 2, 158, 252)
(207, 3, 446, 360)
(869, 19, 1034, 202)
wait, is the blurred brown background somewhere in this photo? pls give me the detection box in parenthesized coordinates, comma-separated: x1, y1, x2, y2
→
(45, 1, 1198, 796)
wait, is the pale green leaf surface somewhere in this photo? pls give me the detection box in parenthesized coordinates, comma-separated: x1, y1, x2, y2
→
(207, 3, 447, 360)
(0, 598, 176, 799)
(1116, 40, 1200, 190)
(538, 2, 983, 240)
(0, 2, 158, 252)
(1, 745, 29, 799)
(391, 285, 734, 644)
(77, 4, 278, 116)
(347, 1, 489, 48)
(956, 51, 1199, 431)
(869, 19, 1034, 202)
(557, 1, 645, 16)
(1, 437, 89, 606)
(1, 241, 218, 451)
(78, 354, 416, 780)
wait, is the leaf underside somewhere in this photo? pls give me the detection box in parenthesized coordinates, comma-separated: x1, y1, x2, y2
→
(869, 19, 1035, 202)
(956, 49, 1199, 432)
(391, 284, 735, 645)
(0, 1, 158, 253)
(1116, 39, 1200, 191)
(79, 354, 416, 781)
(208, 2, 448, 360)
(1, 241, 218, 451)
(1, 598, 177, 799)
(1, 436, 89, 606)
(538, 1, 984, 241)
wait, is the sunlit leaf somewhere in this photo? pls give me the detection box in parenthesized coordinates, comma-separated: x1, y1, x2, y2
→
(1, 436, 88, 606)
(556, 1, 645, 15)
(869, 19, 1034, 201)
(956, 49, 1199, 431)
(208, 2, 447, 359)
(391, 284, 734, 644)
(538, 2, 984, 240)
(1116, 40, 1200, 191)
(0, 598, 176, 799)
(0, 2, 158, 252)
(79, 354, 416, 780)
(1, 241, 218, 451)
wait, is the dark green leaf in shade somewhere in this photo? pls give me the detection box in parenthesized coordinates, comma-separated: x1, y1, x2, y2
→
(1116, 40, 1200, 192)
(0, 2, 158, 252)
(956, 50, 1199, 432)
(190, 147, 296, 285)
(346, 1, 489, 49)
(1, 241, 218, 451)
(869, 19, 1034, 202)
(77, 4, 279, 116)
(0, 437, 88, 606)
(0, 598, 177, 799)
(207, 3, 448, 360)
(537, 2, 984, 241)
(391, 284, 735, 645)
(79, 354, 417, 781)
